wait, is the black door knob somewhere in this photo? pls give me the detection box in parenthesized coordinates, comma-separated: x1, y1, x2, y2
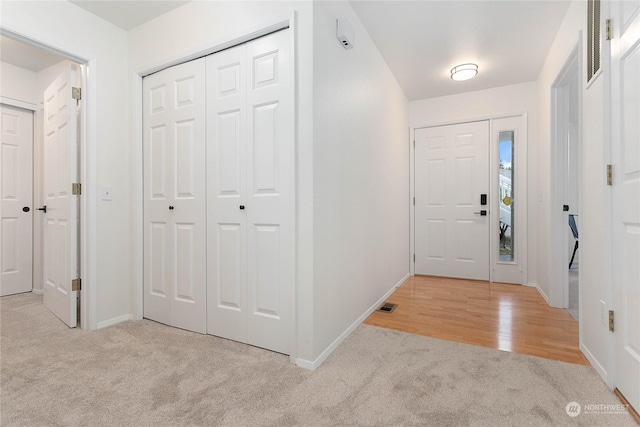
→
(169, 206, 174, 210)
(22, 207, 30, 212)
(563, 205, 569, 212)
(37, 206, 47, 213)
(239, 205, 245, 210)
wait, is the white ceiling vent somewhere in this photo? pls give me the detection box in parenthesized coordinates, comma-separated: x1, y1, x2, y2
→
(336, 18, 355, 50)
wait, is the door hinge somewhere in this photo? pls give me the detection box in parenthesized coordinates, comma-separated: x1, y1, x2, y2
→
(606, 164, 612, 186)
(72, 182, 82, 195)
(72, 87, 81, 101)
(606, 19, 612, 41)
(609, 310, 615, 332)
(72, 278, 81, 291)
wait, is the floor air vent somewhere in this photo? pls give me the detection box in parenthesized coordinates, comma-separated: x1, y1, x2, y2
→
(378, 302, 397, 313)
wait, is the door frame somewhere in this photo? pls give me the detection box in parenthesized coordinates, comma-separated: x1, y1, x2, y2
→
(133, 13, 298, 362)
(410, 113, 528, 284)
(0, 28, 97, 330)
(550, 38, 583, 310)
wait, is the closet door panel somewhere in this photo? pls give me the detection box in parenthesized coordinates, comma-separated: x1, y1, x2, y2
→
(143, 58, 206, 334)
(206, 44, 248, 342)
(246, 30, 293, 355)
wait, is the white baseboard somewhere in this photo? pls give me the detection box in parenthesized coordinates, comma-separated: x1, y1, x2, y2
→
(580, 343, 608, 383)
(31, 288, 43, 295)
(295, 272, 410, 371)
(97, 314, 133, 330)
(526, 281, 550, 305)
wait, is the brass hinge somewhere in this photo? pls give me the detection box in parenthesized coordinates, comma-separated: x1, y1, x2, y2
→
(606, 164, 612, 186)
(72, 278, 81, 291)
(609, 310, 615, 332)
(606, 19, 612, 40)
(72, 183, 82, 195)
(72, 87, 81, 101)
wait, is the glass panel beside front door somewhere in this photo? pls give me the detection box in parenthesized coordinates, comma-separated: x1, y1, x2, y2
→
(499, 131, 514, 262)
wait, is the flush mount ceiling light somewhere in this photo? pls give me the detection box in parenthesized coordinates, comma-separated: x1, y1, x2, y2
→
(450, 63, 478, 81)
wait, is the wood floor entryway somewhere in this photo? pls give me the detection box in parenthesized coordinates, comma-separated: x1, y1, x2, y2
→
(365, 275, 589, 365)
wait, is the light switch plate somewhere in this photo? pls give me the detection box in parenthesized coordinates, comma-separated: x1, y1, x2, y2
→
(101, 185, 112, 201)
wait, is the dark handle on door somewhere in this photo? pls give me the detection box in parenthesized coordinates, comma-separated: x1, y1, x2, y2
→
(239, 205, 245, 210)
(473, 210, 487, 216)
(22, 207, 30, 213)
(169, 206, 174, 210)
(563, 205, 569, 212)
(38, 206, 47, 213)
(480, 194, 487, 205)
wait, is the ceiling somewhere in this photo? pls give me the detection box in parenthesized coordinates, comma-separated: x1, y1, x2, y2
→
(2, 1, 571, 100)
(0, 36, 66, 72)
(69, 0, 190, 30)
(350, 0, 572, 100)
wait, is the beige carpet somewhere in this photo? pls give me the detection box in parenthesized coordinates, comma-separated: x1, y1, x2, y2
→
(0, 293, 635, 426)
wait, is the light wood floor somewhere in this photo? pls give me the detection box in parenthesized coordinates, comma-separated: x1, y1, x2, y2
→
(365, 275, 590, 366)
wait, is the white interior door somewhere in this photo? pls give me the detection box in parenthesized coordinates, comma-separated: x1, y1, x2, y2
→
(1, 104, 33, 296)
(611, 0, 640, 412)
(415, 121, 489, 281)
(42, 64, 79, 327)
(207, 29, 293, 354)
(143, 58, 206, 334)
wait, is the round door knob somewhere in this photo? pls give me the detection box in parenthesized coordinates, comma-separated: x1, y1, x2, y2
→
(22, 207, 30, 212)
(239, 205, 245, 210)
(169, 206, 174, 210)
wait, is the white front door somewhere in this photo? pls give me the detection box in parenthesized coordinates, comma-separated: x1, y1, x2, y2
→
(207, 29, 293, 354)
(143, 58, 207, 334)
(1, 104, 33, 296)
(415, 121, 490, 280)
(42, 65, 79, 327)
(611, 0, 640, 412)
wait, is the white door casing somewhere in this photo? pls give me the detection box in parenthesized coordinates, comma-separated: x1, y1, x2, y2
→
(415, 121, 490, 281)
(207, 29, 293, 354)
(1, 105, 33, 296)
(42, 64, 79, 327)
(143, 58, 206, 334)
(611, 0, 640, 412)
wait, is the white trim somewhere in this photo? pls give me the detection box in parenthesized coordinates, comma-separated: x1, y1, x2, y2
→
(1, 28, 97, 331)
(31, 288, 43, 295)
(526, 281, 550, 305)
(412, 112, 527, 131)
(0, 96, 36, 111)
(409, 126, 415, 275)
(295, 273, 410, 371)
(97, 314, 133, 330)
(134, 14, 298, 357)
(581, 342, 609, 383)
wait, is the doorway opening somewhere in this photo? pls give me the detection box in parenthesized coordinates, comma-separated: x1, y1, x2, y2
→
(0, 32, 87, 328)
(550, 41, 582, 320)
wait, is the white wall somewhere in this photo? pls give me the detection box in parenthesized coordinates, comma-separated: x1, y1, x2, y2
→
(1, 1, 131, 328)
(311, 1, 409, 364)
(409, 82, 538, 286)
(535, 0, 611, 380)
(127, 0, 316, 361)
(0, 61, 38, 106)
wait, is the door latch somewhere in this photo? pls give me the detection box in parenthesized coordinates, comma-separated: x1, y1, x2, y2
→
(473, 210, 487, 216)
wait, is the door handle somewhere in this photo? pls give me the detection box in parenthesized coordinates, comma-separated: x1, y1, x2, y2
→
(37, 206, 47, 213)
(22, 207, 30, 213)
(563, 205, 569, 212)
(239, 205, 245, 210)
(473, 210, 487, 216)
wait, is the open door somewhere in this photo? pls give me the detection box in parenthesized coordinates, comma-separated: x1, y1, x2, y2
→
(42, 64, 79, 328)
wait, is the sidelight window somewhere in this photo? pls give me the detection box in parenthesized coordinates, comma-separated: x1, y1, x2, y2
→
(499, 131, 515, 262)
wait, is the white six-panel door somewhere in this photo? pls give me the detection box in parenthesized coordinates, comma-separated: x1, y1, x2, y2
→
(415, 121, 489, 281)
(207, 29, 293, 354)
(611, 0, 640, 412)
(42, 65, 79, 327)
(1, 104, 33, 297)
(143, 58, 207, 334)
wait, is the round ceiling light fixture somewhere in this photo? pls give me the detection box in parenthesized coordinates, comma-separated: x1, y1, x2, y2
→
(450, 63, 478, 81)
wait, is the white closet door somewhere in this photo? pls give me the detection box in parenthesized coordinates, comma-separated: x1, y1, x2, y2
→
(143, 58, 206, 334)
(1, 105, 33, 297)
(245, 30, 293, 354)
(207, 29, 293, 354)
(206, 43, 248, 343)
